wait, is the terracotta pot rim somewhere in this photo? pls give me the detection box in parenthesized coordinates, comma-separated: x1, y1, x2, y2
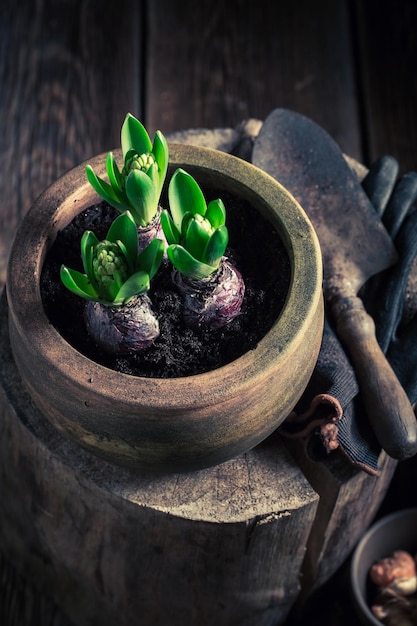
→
(7, 144, 322, 409)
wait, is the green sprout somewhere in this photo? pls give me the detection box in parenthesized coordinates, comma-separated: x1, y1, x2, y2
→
(161, 168, 229, 280)
(60, 211, 164, 306)
(85, 113, 169, 227)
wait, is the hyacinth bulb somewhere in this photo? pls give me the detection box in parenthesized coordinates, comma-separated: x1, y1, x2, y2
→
(84, 293, 160, 355)
(172, 257, 245, 330)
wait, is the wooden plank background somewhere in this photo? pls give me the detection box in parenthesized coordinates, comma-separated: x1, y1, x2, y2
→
(2, 0, 417, 287)
(1, 0, 416, 624)
(145, 0, 362, 158)
(353, 0, 417, 172)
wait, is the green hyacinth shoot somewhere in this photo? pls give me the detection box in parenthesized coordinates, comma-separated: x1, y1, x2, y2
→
(60, 211, 164, 306)
(161, 168, 229, 280)
(85, 113, 169, 227)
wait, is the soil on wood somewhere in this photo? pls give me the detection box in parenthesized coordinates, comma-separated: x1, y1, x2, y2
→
(40, 189, 291, 378)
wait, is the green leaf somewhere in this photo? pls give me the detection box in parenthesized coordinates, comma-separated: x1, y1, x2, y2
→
(106, 211, 138, 267)
(184, 217, 212, 261)
(125, 169, 157, 226)
(137, 238, 165, 280)
(146, 161, 160, 188)
(121, 113, 152, 158)
(101, 279, 119, 303)
(80, 230, 100, 292)
(105, 152, 125, 195)
(112, 268, 124, 290)
(168, 168, 207, 230)
(116, 240, 131, 273)
(113, 271, 150, 305)
(152, 130, 169, 192)
(202, 226, 229, 267)
(180, 211, 194, 241)
(160, 210, 180, 245)
(86, 165, 129, 212)
(124, 148, 139, 167)
(206, 198, 226, 228)
(167, 245, 215, 280)
(60, 266, 98, 301)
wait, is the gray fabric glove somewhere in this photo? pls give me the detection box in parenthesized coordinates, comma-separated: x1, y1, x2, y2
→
(362, 157, 417, 403)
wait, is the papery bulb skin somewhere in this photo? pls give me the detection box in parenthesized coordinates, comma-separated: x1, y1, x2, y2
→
(173, 258, 245, 330)
(84, 293, 160, 355)
(137, 207, 166, 253)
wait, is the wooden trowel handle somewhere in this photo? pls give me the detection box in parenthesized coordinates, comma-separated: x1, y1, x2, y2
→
(334, 296, 417, 460)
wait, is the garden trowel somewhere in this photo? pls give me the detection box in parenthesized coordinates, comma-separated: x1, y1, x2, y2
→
(253, 107, 417, 460)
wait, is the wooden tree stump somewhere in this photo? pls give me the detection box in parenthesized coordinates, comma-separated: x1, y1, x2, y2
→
(287, 439, 395, 600)
(0, 287, 397, 625)
(0, 291, 322, 626)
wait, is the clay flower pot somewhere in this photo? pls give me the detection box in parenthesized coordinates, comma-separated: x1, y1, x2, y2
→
(6, 144, 323, 472)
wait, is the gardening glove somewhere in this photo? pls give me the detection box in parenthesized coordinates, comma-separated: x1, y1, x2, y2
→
(362, 160, 417, 402)
(279, 156, 417, 474)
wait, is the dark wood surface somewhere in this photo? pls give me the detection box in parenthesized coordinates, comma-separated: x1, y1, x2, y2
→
(1, 1, 417, 624)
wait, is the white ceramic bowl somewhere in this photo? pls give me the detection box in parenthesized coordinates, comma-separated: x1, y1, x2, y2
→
(350, 508, 417, 625)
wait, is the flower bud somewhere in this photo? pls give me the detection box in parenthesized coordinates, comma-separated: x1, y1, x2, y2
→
(123, 151, 156, 177)
(194, 213, 215, 235)
(92, 241, 128, 288)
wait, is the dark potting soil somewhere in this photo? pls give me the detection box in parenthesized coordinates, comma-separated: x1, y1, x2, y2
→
(40, 189, 291, 378)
